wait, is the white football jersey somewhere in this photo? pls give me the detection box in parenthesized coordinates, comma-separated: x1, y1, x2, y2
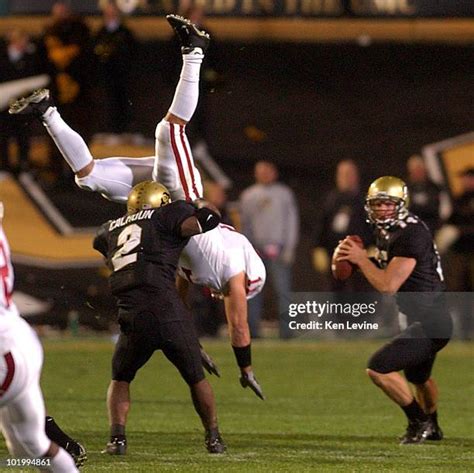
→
(178, 224, 266, 299)
(0, 226, 21, 333)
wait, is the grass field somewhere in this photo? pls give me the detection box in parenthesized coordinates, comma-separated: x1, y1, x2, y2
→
(1, 338, 473, 472)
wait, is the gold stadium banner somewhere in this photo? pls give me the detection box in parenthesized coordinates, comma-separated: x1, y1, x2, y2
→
(5, 0, 474, 17)
(0, 175, 100, 268)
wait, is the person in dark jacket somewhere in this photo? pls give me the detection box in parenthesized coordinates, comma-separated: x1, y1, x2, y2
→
(406, 155, 444, 235)
(94, 1, 137, 134)
(312, 159, 373, 291)
(0, 29, 41, 173)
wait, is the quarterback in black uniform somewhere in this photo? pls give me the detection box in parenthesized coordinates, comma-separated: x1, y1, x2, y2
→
(337, 176, 452, 444)
(93, 180, 225, 454)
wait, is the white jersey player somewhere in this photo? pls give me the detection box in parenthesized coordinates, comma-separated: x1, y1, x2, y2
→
(10, 15, 266, 399)
(178, 223, 265, 298)
(0, 204, 78, 472)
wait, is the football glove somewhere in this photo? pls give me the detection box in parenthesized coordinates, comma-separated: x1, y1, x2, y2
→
(200, 347, 220, 377)
(240, 371, 265, 400)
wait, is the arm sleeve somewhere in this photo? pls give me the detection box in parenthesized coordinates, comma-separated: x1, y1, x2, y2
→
(194, 207, 221, 233)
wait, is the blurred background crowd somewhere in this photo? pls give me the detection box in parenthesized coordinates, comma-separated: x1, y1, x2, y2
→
(0, 1, 472, 340)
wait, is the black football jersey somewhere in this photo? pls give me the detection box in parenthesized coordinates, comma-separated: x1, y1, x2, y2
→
(93, 201, 196, 296)
(375, 214, 445, 293)
(375, 214, 449, 329)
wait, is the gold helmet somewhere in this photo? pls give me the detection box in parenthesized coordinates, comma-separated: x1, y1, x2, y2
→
(127, 181, 171, 214)
(365, 176, 409, 228)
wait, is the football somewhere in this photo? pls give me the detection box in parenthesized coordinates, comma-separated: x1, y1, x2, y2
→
(331, 235, 364, 281)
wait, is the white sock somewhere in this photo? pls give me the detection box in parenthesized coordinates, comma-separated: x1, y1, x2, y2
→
(49, 446, 78, 472)
(168, 51, 204, 122)
(42, 108, 93, 173)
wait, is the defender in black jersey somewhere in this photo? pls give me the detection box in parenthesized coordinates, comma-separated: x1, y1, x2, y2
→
(337, 176, 452, 445)
(93, 181, 226, 455)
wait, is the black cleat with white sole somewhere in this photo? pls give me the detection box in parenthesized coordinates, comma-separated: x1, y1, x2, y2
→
(8, 88, 53, 117)
(205, 430, 226, 454)
(166, 14, 210, 54)
(399, 418, 431, 445)
(102, 437, 127, 455)
(425, 416, 444, 441)
(65, 440, 88, 467)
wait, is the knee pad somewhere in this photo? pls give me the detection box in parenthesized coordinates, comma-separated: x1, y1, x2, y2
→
(155, 119, 168, 140)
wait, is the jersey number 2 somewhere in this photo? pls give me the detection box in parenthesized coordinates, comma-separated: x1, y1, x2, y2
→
(112, 224, 142, 271)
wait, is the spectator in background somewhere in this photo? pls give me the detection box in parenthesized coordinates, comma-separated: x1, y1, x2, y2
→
(240, 161, 299, 339)
(444, 168, 474, 340)
(406, 154, 443, 235)
(41, 1, 92, 184)
(0, 29, 41, 174)
(94, 1, 136, 137)
(312, 159, 373, 291)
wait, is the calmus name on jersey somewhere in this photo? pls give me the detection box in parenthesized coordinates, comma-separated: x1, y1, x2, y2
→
(109, 210, 155, 231)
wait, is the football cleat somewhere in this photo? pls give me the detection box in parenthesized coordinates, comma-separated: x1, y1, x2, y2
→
(166, 14, 210, 54)
(205, 430, 226, 454)
(8, 88, 53, 117)
(101, 437, 127, 455)
(399, 419, 431, 445)
(65, 440, 87, 467)
(425, 417, 443, 441)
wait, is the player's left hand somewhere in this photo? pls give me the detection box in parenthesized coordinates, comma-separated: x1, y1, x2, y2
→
(240, 370, 266, 400)
(337, 238, 367, 265)
(200, 347, 221, 377)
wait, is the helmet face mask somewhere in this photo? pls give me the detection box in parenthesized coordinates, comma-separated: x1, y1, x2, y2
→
(365, 176, 409, 229)
(127, 181, 171, 214)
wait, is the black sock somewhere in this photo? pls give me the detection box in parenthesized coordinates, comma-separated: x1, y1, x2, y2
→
(111, 424, 126, 440)
(428, 410, 438, 423)
(205, 427, 219, 438)
(45, 416, 75, 449)
(401, 400, 428, 422)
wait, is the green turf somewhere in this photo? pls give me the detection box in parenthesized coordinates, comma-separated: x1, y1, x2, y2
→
(1, 339, 473, 472)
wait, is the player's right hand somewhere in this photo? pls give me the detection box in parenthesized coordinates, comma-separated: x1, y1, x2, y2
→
(200, 347, 221, 377)
(240, 370, 266, 400)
